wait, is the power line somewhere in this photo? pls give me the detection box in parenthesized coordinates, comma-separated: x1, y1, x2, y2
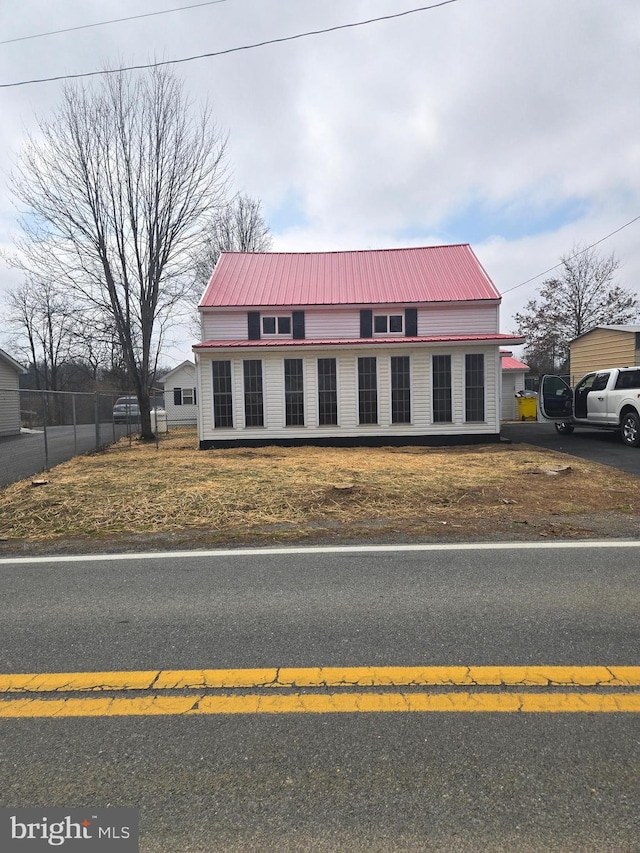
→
(0, 1, 231, 47)
(502, 213, 640, 295)
(0, 0, 462, 89)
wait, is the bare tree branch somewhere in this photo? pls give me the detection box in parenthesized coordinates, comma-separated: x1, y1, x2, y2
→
(7, 66, 228, 438)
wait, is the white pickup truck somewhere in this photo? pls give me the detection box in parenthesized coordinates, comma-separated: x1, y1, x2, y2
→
(538, 367, 640, 447)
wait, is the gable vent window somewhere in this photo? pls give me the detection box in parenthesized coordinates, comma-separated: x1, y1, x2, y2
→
(374, 314, 403, 335)
(262, 316, 291, 336)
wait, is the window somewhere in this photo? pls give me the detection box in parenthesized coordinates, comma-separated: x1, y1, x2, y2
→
(284, 359, 305, 426)
(318, 358, 338, 426)
(243, 360, 264, 427)
(262, 316, 291, 336)
(374, 314, 403, 335)
(358, 357, 378, 424)
(465, 354, 485, 422)
(182, 387, 196, 406)
(615, 369, 640, 390)
(212, 362, 233, 428)
(591, 372, 610, 392)
(432, 355, 452, 423)
(391, 356, 411, 424)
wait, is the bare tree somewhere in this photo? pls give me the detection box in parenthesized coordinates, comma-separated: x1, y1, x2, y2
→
(9, 66, 228, 438)
(513, 245, 639, 373)
(193, 192, 272, 295)
(7, 277, 77, 392)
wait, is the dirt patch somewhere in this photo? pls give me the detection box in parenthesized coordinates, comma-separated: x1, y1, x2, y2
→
(0, 429, 639, 555)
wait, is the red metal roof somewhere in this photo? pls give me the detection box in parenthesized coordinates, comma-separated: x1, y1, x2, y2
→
(194, 334, 523, 351)
(501, 354, 529, 371)
(199, 245, 501, 308)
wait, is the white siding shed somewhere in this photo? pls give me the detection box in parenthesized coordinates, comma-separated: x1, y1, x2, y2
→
(0, 349, 27, 437)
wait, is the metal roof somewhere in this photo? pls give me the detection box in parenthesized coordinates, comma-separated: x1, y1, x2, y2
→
(501, 355, 529, 371)
(199, 245, 502, 308)
(194, 334, 524, 351)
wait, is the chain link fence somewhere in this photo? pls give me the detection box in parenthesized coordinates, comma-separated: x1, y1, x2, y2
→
(0, 388, 172, 488)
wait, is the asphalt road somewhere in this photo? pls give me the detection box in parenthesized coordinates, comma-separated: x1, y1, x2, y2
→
(1, 545, 638, 851)
(0, 422, 135, 487)
(501, 420, 640, 476)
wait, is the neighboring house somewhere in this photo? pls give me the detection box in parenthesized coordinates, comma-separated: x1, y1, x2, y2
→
(193, 245, 524, 448)
(0, 348, 27, 437)
(570, 325, 640, 382)
(160, 361, 198, 425)
(500, 350, 529, 421)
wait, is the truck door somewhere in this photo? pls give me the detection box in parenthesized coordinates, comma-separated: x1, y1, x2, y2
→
(585, 371, 611, 423)
(573, 373, 596, 419)
(537, 375, 573, 421)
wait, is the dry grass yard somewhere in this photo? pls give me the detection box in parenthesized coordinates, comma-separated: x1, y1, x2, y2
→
(1, 428, 639, 554)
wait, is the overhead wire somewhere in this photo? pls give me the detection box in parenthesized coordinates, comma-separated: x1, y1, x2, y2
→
(0, 1, 231, 46)
(0, 0, 462, 89)
(501, 213, 640, 294)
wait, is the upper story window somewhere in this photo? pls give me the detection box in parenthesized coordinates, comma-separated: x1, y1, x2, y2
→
(262, 315, 291, 336)
(373, 314, 403, 335)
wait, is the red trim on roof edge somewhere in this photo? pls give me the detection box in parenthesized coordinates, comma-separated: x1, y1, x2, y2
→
(194, 334, 525, 350)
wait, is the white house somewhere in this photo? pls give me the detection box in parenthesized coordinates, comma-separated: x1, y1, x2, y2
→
(193, 245, 524, 448)
(500, 350, 529, 421)
(0, 348, 27, 437)
(160, 360, 198, 426)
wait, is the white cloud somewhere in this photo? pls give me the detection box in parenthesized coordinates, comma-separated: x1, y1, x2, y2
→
(1, 0, 639, 366)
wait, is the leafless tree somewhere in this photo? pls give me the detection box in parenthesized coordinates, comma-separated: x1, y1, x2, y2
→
(7, 277, 77, 392)
(193, 192, 272, 296)
(8, 66, 228, 438)
(513, 245, 638, 373)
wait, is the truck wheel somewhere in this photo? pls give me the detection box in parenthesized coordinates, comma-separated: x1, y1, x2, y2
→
(621, 411, 640, 447)
(555, 421, 574, 435)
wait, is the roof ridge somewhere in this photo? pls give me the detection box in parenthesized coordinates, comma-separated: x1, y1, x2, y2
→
(219, 244, 471, 257)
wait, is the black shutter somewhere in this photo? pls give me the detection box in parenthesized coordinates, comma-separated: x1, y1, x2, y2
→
(248, 311, 261, 340)
(173, 388, 182, 406)
(292, 310, 305, 339)
(360, 309, 373, 338)
(405, 307, 418, 337)
(193, 387, 197, 405)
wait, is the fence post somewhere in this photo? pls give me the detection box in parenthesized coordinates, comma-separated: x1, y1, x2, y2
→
(72, 393, 78, 456)
(41, 391, 49, 472)
(95, 393, 100, 451)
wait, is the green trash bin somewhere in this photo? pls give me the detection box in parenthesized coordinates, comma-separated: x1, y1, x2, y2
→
(516, 395, 537, 421)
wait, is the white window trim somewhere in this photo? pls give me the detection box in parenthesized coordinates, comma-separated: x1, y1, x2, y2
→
(356, 354, 380, 426)
(262, 314, 293, 338)
(316, 356, 341, 428)
(430, 352, 453, 425)
(373, 313, 404, 336)
(210, 359, 235, 431)
(281, 357, 306, 428)
(463, 352, 487, 424)
(388, 354, 413, 426)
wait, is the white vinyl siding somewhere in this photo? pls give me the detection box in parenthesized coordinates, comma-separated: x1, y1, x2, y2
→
(197, 345, 501, 442)
(421, 304, 499, 335)
(0, 360, 22, 437)
(163, 363, 198, 425)
(201, 303, 499, 341)
(201, 311, 250, 341)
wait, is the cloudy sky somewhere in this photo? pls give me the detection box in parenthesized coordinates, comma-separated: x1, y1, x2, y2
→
(0, 0, 639, 366)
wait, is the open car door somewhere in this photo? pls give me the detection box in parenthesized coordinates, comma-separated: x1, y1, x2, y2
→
(537, 375, 573, 422)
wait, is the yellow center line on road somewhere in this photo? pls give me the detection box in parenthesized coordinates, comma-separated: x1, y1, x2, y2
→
(1, 666, 638, 718)
(1, 692, 639, 718)
(1, 665, 639, 693)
